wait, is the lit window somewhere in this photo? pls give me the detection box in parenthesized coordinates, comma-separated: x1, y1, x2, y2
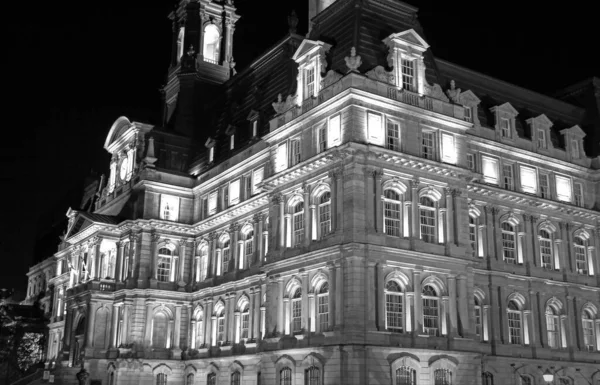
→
(422, 285, 439, 336)
(208, 147, 214, 163)
(280, 368, 292, 385)
(208, 191, 218, 215)
(157, 247, 173, 282)
(545, 305, 560, 349)
(481, 156, 499, 184)
(292, 288, 302, 333)
(501, 222, 516, 264)
(419, 197, 436, 243)
(422, 131, 435, 160)
(539, 173, 549, 199)
(176, 27, 185, 62)
(252, 167, 264, 195)
(539, 230, 553, 269)
(293, 202, 305, 247)
(304, 66, 315, 100)
(385, 281, 403, 333)
(464, 106, 473, 123)
(500, 118, 511, 138)
(386, 121, 400, 151)
(275, 142, 288, 173)
(574, 182, 583, 207)
(555, 175, 572, 202)
(160, 195, 179, 221)
(582, 310, 595, 351)
(441, 132, 456, 164)
(434, 368, 452, 385)
(318, 192, 331, 237)
(507, 300, 522, 344)
(229, 179, 241, 206)
(290, 139, 301, 166)
(318, 126, 327, 153)
(401, 59, 415, 91)
(317, 283, 329, 332)
(519, 165, 537, 194)
(252, 120, 258, 137)
(203, 24, 220, 64)
(243, 229, 254, 267)
(230, 134, 235, 150)
(574, 237, 588, 275)
(538, 129, 547, 149)
(367, 112, 383, 146)
(221, 239, 231, 274)
(502, 164, 514, 190)
(396, 367, 416, 385)
(328, 115, 341, 147)
(383, 189, 402, 237)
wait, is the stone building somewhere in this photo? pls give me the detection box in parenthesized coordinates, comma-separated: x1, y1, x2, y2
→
(26, 0, 600, 384)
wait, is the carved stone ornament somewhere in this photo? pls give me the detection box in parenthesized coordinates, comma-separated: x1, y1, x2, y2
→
(446, 80, 461, 104)
(272, 94, 286, 115)
(365, 66, 394, 85)
(320, 70, 342, 89)
(424, 82, 450, 102)
(344, 47, 362, 73)
(288, 10, 299, 34)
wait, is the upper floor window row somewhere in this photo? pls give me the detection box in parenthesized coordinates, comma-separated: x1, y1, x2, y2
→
(479, 155, 586, 207)
(200, 166, 265, 219)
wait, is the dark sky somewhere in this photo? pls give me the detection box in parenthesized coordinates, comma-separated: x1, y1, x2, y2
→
(3, 0, 598, 293)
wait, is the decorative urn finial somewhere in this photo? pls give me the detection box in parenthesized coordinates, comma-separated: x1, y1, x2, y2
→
(344, 47, 362, 73)
(288, 10, 298, 34)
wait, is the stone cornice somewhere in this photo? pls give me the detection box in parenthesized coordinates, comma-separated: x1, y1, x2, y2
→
(473, 268, 600, 293)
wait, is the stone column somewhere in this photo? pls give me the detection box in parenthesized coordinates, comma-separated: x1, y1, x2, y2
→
(234, 311, 241, 343)
(211, 316, 217, 346)
(225, 293, 232, 342)
(328, 264, 336, 330)
(230, 224, 239, 273)
(208, 233, 217, 278)
(302, 272, 309, 330)
(441, 297, 449, 336)
(277, 277, 284, 334)
(445, 188, 455, 245)
(254, 285, 262, 340)
(150, 234, 160, 280)
(413, 270, 422, 334)
(565, 223, 575, 273)
(308, 292, 316, 332)
(334, 168, 343, 232)
(190, 320, 197, 349)
(173, 305, 182, 349)
(109, 304, 120, 348)
(566, 296, 579, 351)
(373, 170, 383, 233)
(205, 299, 213, 347)
(178, 241, 187, 286)
(122, 304, 130, 345)
(283, 296, 290, 335)
(92, 238, 102, 279)
(411, 179, 419, 240)
(249, 287, 256, 340)
(115, 242, 124, 282)
(484, 206, 495, 261)
(457, 275, 469, 337)
(376, 263, 384, 331)
(492, 209, 503, 262)
(528, 291, 540, 348)
(335, 263, 343, 329)
(256, 214, 264, 266)
(85, 303, 97, 348)
(530, 216, 541, 268)
(304, 185, 312, 245)
(278, 195, 285, 248)
(144, 302, 154, 346)
(310, 205, 317, 240)
(448, 276, 457, 336)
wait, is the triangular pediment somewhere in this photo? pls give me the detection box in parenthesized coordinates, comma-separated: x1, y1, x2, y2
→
(560, 124, 586, 138)
(246, 109, 259, 121)
(384, 29, 430, 52)
(292, 39, 331, 63)
(526, 114, 553, 128)
(65, 215, 93, 240)
(490, 102, 518, 116)
(458, 90, 481, 105)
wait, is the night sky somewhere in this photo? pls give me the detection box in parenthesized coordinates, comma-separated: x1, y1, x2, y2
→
(3, 0, 598, 293)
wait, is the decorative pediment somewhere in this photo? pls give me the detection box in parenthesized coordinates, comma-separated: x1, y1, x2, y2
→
(490, 102, 518, 116)
(560, 124, 586, 138)
(527, 114, 553, 128)
(384, 29, 430, 53)
(458, 90, 481, 106)
(225, 124, 236, 136)
(292, 39, 331, 64)
(246, 109, 259, 121)
(205, 137, 216, 148)
(104, 116, 133, 152)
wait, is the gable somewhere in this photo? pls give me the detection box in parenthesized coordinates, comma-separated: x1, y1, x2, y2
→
(490, 102, 518, 116)
(292, 39, 330, 63)
(526, 113, 553, 128)
(384, 29, 430, 52)
(66, 216, 93, 240)
(560, 124, 586, 138)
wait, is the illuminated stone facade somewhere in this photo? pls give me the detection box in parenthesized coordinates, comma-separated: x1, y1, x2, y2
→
(26, 0, 600, 384)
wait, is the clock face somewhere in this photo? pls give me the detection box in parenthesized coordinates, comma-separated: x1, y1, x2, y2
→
(119, 158, 128, 180)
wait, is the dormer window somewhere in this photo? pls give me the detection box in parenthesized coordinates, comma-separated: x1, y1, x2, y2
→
(292, 39, 331, 104)
(230, 135, 235, 150)
(464, 106, 473, 123)
(560, 125, 586, 161)
(401, 59, 415, 92)
(500, 118, 511, 138)
(209, 147, 214, 163)
(491, 103, 518, 141)
(160, 195, 179, 221)
(304, 66, 316, 100)
(537, 129, 547, 149)
(571, 139, 579, 159)
(252, 120, 258, 137)
(203, 24, 220, 64)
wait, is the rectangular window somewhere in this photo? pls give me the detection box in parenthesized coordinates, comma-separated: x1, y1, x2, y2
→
(318, 126, 327, 153)
(241, 313, 249, 339)
(229, 179, 240, 206)
(571, 139, 580, 159)
(508, 311, 522, 344)
(229, 135, 235, 150)
(481, 156, 499, 184)
(290, 140, 301, 166)
(386, 293, 403, 332)
(422, 297, 439, 336)
(469, 216, 477, 253)
(519, 165, 538, 194)
(292, 299, 302, 332)
(252, 167, 264, 194)
(540, 237, 553, 269)
(244, 174, 252, 199)
(441, 132, 456, 164)
(502, 222, 516, 264)
(252, 120, 258, 137)
(401, 59, 415, 91)
(502, 164, 514, 190)
(422, 131, 435, 160)
(367, 112, 383, 146)
(160, 195, 179, 221)
(222, 185, 229, 210)
(201, 197, 208, 219)
(464, 106, 473, 122)
(420, 207, 436, 243)
(538, 129, 546, 149)
(574, 242, 587, 274)
(293, 211, 304, 246)
(304, 67, 315, 100)
(555, 175, 572, 202)
(583, 317, 595, 350)
(467, 153, 475, 170)
(275, 142, 288, 173)
(500, 118, 511, 138)
(318, 295, 329, 332)
(574, 182, 583, 207)
(474, 304, 481, 337)
(539, 173, 550, 198)
(208, 191, 218, 215)
(546, 314, 559, 348)
(384, 199, 402, 237)
(328, 115, 341, 147)
(217, 317, 225, 342)
(386, 121, 400, 151)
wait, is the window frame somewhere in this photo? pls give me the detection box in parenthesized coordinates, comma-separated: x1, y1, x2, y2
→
(501, 222, 517, 264)
(383, 189, 403, 238)
(386, 120, 400, 151)
(419, 196, 437, 244)
(507, 300, 523, 345)
(385, 280, 404, 333)
(422, 285, 440, 336)
(401, 58, 415, 91)
(421, 130, 436, 160)
(318, 191, 332, 238)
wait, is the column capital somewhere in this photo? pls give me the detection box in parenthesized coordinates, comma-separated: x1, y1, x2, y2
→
(151, 233, 161, 243)
(90, 236, 102, 247)
(271, 193, 284, 204)
(411, 177, 420, 188)
(484, 205, 500, 215)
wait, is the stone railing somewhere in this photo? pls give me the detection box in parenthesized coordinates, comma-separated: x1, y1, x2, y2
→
(271, 72, 465, 131)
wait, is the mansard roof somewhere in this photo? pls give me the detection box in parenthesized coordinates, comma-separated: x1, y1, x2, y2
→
(65, 210, 121, 241)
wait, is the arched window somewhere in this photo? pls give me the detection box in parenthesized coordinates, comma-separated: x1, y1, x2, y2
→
(243, 229, 254, 267)
(280, 368, 292, 385)
(306, 366, 320, 385)
(185, 373, 194, 385)
(317, 282, 329, 332)
(507, 300, 522, 344)
(396, 366, 416, 385)
(574, 237, 588, 274)
(318, 192, 331, 237)
(293, 201, 305, 246)
(385, 281, 404, 333)
(216, 306, 226, 343)
(482, 372, 494, 385)
(152, 311, 170, 348)
(193, 308, 203, 349)
(520, 375, 532, 385)
(196, 245, 208, 282)
(216, 237, 230, 276)
(582, 309, 596, 351)
(207, 373, 216, 385)
(474, 297, 482, 338)
(231, 371, 241, 385)
(434, 368, 452, 385)
(240, 301, 250, 341)
(203, 24, 220, 64)
(545, 304, 560, 348)
(419, 197, 436, 243)
(469, 216, 477, 254)
(157, 247, 173, 282)
(501, 222, 517, 264)
(384, 189, 402, 237)
(292, 287, 302, 333)
(156, 373, 167, 385)
(422, 285, 439, 336)
(539, 230, 553, 269)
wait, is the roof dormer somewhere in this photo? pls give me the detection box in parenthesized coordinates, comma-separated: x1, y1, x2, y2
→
(205, 137, 216, 164)
(560, 125, 586, 160)
(457, 89, 481, 126)
(292, 39, 332, 105)
(490, 102, 518, 141)
(383, 29, 430, 95)
(526, 114, 553, 152)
